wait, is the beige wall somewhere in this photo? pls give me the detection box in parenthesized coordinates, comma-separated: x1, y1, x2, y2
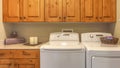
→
(0, 0, 6, 40)
(0, 0, 2, 22)
(114, 0, 120, 44)
(6, 23, 113, 42)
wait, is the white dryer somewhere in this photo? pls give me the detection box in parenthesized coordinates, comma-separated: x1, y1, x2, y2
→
(40, 32, 85, 68)
(81, 32, 120, 68)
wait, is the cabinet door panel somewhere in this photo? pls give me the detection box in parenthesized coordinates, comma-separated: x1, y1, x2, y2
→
(45, 0, 62, 22)
(81, 0, 95, 22)
(102, 0, 116, 22)
(3, 0, 20, 22)
(23, 0, 44, 22)
(15, 59, 40, 68)
(94, 0, 103, 22)
(0, 59, 12, 68)
(63, 0, 80, 22)
(18, 65, 34, 68)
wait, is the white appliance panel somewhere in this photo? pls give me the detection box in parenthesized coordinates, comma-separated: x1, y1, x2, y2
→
(40, 50, 85, 68)
(92, 57, 120, 68)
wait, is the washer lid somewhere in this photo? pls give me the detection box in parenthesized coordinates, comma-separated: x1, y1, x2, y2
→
(82, 42, 120, 51)
(40, 42, 84, 50)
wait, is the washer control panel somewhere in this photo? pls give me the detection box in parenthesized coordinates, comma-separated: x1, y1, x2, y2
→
(49, 32, 79, 41)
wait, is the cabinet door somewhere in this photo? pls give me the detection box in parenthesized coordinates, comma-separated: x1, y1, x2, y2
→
(45, 0, 62, 22)
(15, 59, 40, 68)
(102, 0, 116, 22)
(81, 0, 96, 22)
(0, 59, 13, 68)
(92, 57, 120, 68)
(94, 0, 103, 22)
(23, 0, 44, 22)
(3, 0, 20, 22)
(63, 0, 80, 22)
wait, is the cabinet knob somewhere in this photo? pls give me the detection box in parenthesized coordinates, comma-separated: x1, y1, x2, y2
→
(96, 17, 98, 19)
(100, 17, 102, 19)
(23, 17, 26, 19)
(64, 17, 66, 19)
(20, 17, 22, 20)
(59, 17, 62, 19)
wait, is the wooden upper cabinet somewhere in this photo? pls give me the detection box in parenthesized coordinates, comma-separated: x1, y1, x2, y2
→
(45, 0, 81, 22)
(3, 0, 44, 22)
(81, 0, 96, 22)
(23, 0, 44, 22)
(63, 0, 80, 22)
(3, 0, 20, 22)
(81, 0, 116, 22)
(102, 0, 116, 22)
(3, 0, 116, 22)
(45, 0, 62, 22)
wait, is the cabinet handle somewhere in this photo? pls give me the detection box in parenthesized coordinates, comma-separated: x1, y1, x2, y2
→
(20, 17, 26, 20)
(104, 16, 110, 18)
(0, 53, 5, 56)
(22, 51, 31, 55)
(86, 16, 93, 18)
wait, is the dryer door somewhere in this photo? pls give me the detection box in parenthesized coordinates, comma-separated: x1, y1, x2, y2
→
(92, 56, 120, 68)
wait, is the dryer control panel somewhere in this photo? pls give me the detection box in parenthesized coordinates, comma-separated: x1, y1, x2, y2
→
(81, 32, 112, 42)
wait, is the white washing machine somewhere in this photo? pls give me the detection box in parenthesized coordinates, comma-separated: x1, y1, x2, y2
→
(40, 32, 85, 68)
(81, 32, 120, 68)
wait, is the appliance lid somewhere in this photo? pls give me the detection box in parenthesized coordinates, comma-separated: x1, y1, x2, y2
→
(40, 42, 84, 50)
(82, 42, 120, 51)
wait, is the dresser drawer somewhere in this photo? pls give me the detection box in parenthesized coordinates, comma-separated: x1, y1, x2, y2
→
(0, 50, 13, 58)
(13, 50, 40, 58)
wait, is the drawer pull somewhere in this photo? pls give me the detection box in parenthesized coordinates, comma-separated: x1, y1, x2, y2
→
(0, 53, 5, 56)
(22, 51, 31, 55)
